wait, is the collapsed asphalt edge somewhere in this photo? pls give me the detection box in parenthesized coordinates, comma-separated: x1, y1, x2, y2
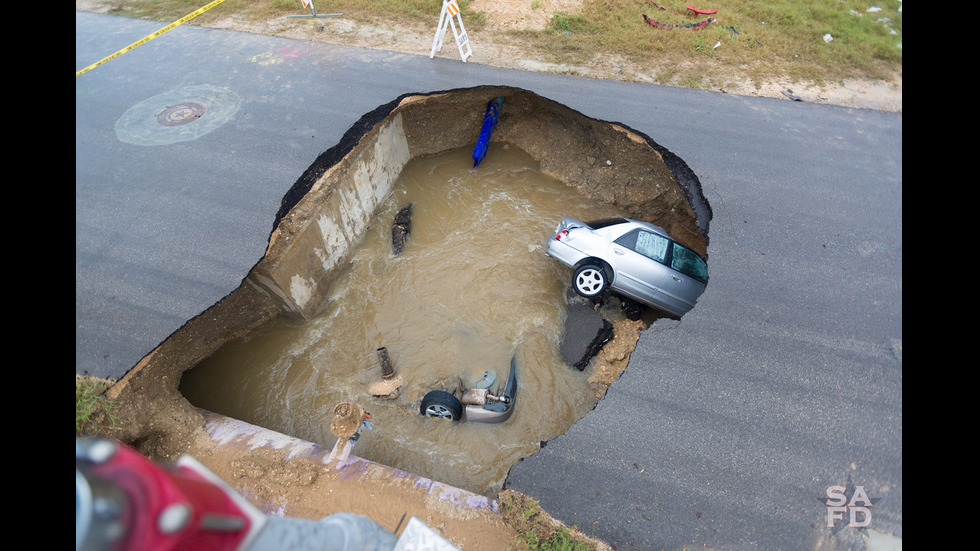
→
(271, 85, 712, 248)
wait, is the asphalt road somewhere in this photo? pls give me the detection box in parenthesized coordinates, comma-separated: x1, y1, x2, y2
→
(76, 11, 902, 550)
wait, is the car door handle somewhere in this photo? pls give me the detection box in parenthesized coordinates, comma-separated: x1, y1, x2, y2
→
(613, 249, 625, 255)
(671, 275, 682, 282)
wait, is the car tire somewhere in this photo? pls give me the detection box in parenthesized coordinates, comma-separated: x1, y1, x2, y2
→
(573, 264, 608, 298)
(420, 391, 463, 421)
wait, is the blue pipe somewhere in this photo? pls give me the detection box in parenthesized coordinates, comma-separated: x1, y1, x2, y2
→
(472, 97, 504, 168)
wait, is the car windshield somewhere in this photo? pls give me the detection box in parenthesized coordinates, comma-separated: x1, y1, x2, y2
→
(671, 243, 709, 283)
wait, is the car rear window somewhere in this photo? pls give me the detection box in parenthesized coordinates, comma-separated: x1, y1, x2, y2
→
(584, 218, 629, 230)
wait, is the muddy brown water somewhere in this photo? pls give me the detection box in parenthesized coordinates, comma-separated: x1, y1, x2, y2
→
(179, 142, 628, 496)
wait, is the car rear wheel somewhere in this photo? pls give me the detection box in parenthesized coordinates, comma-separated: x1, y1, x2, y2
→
(573, 264, 608, 298)
(420, 391, 463, 421)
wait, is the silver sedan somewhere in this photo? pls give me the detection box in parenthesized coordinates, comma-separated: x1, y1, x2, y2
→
(545, 217, 708, 318)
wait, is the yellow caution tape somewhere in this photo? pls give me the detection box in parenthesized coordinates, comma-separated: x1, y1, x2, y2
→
(76, 0, 228, 77)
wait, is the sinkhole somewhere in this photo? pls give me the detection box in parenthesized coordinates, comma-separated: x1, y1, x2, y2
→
(115, 85, 711, 498)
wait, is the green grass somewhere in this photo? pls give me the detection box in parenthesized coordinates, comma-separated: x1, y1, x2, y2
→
(86, 0, 901, 87)
(76, 376, 117, 435)
(501, 491, 600, 550)
(520, 526, 593, 550)
(537, 0, 900, 82)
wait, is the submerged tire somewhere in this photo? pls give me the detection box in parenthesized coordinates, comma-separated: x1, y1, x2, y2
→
(574, 264, 608, 298)
(420, 391, 463, 421)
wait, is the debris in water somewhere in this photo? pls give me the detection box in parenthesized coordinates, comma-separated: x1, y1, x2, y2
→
(472, 370, 497, 389)
(377, 346, 396, 379)
(328, 402, 373, 464)
(392, 203, 413, 255)
(369, 347, 403, 399)
(368, 375, 403, 399)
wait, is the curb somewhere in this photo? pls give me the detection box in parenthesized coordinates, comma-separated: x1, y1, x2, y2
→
(197, 410, 501, 518)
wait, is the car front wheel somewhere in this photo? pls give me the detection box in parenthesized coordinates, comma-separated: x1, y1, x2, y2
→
(573, 264, 608, 297)
(420, 390, 463, 421)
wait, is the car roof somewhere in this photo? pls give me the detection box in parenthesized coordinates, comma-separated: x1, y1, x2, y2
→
(586, 217, 668, 237)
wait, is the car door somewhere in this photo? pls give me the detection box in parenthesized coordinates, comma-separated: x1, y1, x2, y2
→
(609, 229, 670, 304)
(653, 242, 708, 315)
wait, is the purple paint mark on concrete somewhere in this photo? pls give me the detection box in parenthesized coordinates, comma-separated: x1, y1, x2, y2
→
(259, 498, 276, 515)
(268, 502, 290, 518)
(337, 459, 372, 481)
(201, 413, 329, 460)
(428, 484, 499, 513)
(414, 477, 434, 492)
(198, 413, 504, 517)
(240, 483, 289, 516)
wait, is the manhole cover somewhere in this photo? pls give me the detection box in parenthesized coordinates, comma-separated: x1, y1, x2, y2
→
(115, 85, 241, 146)
(157, 102, 206, 126)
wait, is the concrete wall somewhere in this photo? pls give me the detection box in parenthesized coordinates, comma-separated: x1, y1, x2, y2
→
(248, 112, 412, 319)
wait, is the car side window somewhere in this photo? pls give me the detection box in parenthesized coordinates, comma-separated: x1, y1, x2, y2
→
(616, 230, 668, 263)
(670, 243, 709, 283)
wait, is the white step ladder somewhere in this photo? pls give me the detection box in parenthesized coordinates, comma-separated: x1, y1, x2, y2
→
(429, 0, 472, 62)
